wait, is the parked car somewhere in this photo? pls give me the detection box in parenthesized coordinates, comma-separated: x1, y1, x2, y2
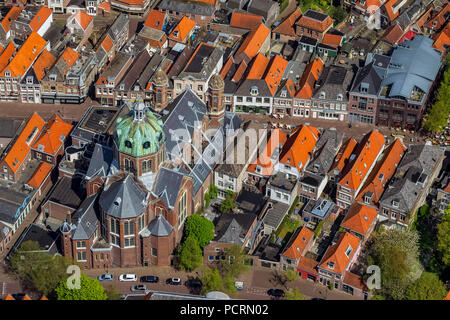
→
(166, 277, 181, 285)
(267, 289, 285, 297)
(131, 284, 147, 292)
(234, 281, 244, 291)
(97, 274, 113, 282)
(185, 278, 202, 288)
(119, 274, 137, 282)
(141, 275, 159, 283)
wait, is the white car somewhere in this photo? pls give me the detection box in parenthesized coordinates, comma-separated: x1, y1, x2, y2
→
(119, 274, 137, 282)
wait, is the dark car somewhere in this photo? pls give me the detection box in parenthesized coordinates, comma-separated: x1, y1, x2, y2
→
(185, 278, 202, 288)
(141, 275, 159, 283)
(166, 277, 182, 285)
(131, 284, 147, 292)
(267, 289, 285, 297)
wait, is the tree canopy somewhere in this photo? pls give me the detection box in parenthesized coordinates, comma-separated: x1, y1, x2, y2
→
(219, 244, 250, 279)
(437, 206, 450, 266)
(8, 240, 76, 297)
(199, 267, 236, 296)
(56, 274, 107, 300)
(423, 57, 450, 133)
(177, 235, 203, 271)
(219, 191, 237, 214)
(184, 214, 215, 248)
(329, 5, 347, 25)
(407, 272, 447, 300)
(285, 288, 305, 300)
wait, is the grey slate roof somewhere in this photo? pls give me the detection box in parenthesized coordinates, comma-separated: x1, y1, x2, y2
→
(47, 177, 84, 209)
(247, 0, 278, 20)
(148, 214, 173, 237)
(0, 118, 23, 138)
(262, 201, 290, 229)
(213, 213, 257, 245)
(152, 167, 184, 209)
(236, 79, 272, 97)
(178, 43, 224, 81)
(157, 0, 215, 16)
(99, 175, 147, 219)
(107, 13, 129, 43)
(379, 35, 442, 103)
(306, 128, 343, 175)
(13, 224, 61, 255)
(350, 62, 383, 95)
(85, 143, 114, 180)
(71, 194, 99, 240)
(116, 50, 152, 91)
(312, 65, 354, 101)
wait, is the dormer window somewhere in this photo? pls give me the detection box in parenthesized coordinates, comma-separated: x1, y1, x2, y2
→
(392, 200, 399, 208)
(250, 86, 259, 96)
(337, 94, 343, 101)
(26, 76, 33, 84)
(327, 261, 335, 269)
(49, 74, 56, 81)
(120, 84, 125, 90)
(173, 30, 179, 38)
(319, 91, 326, 99)
(280, 90, 287, 98)
(345, 245, 353, 258)
(4, 70, 10, 77)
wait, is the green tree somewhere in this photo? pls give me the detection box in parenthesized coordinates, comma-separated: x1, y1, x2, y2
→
(285, 288, 305, 300)
(177, 235, 203, 271)
(219, 244, 250, 279)
(8, 241, 75, 296)
(56, 274, 107, 300)
(371, 228, 420, 299)
(209, 184, 218, 199)
(184, 214, 215, 248)
(105, 284, 121, 300)
(423, 58, 450, 133)
(407, 272, 447, 300)
(285, 268, 299, 282)
(437, 206, 450, 266)
(200, 267, 224, 295)
(219, 191, 236, 214)
(329, 5, 347, 25)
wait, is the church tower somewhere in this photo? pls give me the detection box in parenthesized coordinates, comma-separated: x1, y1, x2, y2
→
(152, 69, 169, 112)
(207, 73, 225, 128)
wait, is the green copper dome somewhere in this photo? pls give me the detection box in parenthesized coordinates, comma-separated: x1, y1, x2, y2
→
(115, 101, 165, 157)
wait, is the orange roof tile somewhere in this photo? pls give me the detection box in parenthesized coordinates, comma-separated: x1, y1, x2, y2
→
(99, 1, 111, 12)
(356, 138, 406, 206)
(433, 22, 450, 53)
(26, 161, 53, 188)
(60, 46, 79, 69)
(3, 113, 45, 174)
(74, 11, 93, 31)
(295, 58, 324, 99)
(230, 12, 264, 30)
(22, 295, 32, 300)
(114, 0, 145, 4)
(247, 128, 287, 177)
(416, 7, 433, 29)
(296, 256, 318, 275)
(383, 0, 403, 21)
(33, 50, 56, 82)
(40, 296, 49, 300)
(343, 271, 368, 291)
(232, 60, 247, 82)
(330, 137, 357, 174)
(322, 32, 344, 48)
(355, 0, 381, 12)
(444, 181, 450, 194)
(273, 8, 302, 36)
(282, 227, 314, 260)
(29, 7, 52, 33)
(383, 23, 404, 44)
(235, 23, 270, 62)
(1, 6, 22, 33)
(341, 203, 378, 236)
(264, 54, 288, 96)
(279, 125, 319, 172)
(0, 41, 16, 73)
(426, 3, 450, 30)
(1, 32, 47, 78)
(169, 16, 196, 43)
(219, 56, 233, 79)
(100, 35, 114, 54)
(319, 232, 360, 275)
(31, 114, 73, 156)
(144, 9, 166, 30)
(296, 10, 333, 32)
(338, 130, 385, 192)
(246, 53, 269, 80)
(4, 294, 15, 300)
(0, 43, 4, 56)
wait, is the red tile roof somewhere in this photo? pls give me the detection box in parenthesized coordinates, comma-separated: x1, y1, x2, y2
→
(382, 23, 404, 44)
(4, 294, 15, 300)
(295, 58, 324, 99)
(1, 32, 47, 78)
(426, 3, 450, 31)
(355, 0, 381, 12)
(98, 1, 111, 12)
(3, 113, 45, 173)
(74, 11, 93, 31)
(338, 130, 385, 192)
(31, 114, 73, 156)
(220, 56, 233, 79)
(273, 8, 302, 36)
(1, 6, 22, 33)
(322, 32, 344, 48)
(247, 128, 287, 177)
(0, 41, 16, 73)
(297, 256, 318, 275)
(235, 23, 270, 62)
(33, 50, 57, 82)
(343, 271, 368, 291)
(341, 203, 378, 236)
(282, 227, 314, 260)
(58, 46, 80, 76)
(279, 125, 320, 172)
(330, 137, 357, 174)
(246, 53, 269, 80)
(433, 22, 450, 53)
(232, 60, 247, 82)
(100, 35, 114, 54)
(383, 0, 404, 21)
(264, 54, 289, 96)
(296, 10, 333, 32)
(230, 12, 264, 30)
(144, 9, 166, 30)
(169, 16, 196, 43)
(29, 7, 53, 32)
(319, 232, 360, 275)
(356, 138, 406, 206)
(26, 161, 53, 188)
